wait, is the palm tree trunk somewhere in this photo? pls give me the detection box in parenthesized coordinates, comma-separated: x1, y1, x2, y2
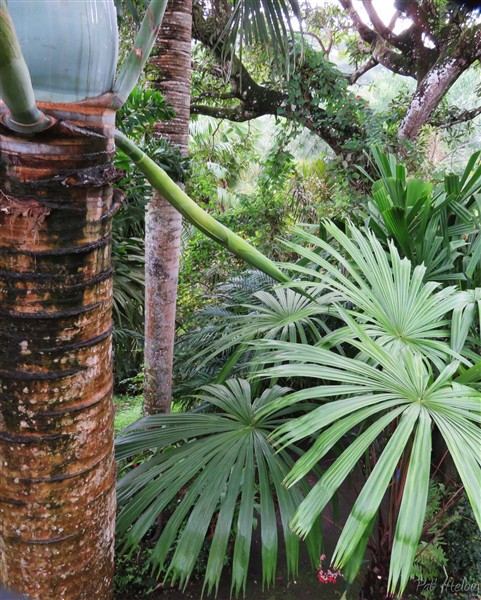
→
(0, 97, 117, 599)
(143, 0, 193, 414)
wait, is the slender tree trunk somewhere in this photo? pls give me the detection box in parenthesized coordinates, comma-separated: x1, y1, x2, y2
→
(0, 98, 117, 599)
(143, 0, 192, 414)
(398, 54, 469, 141)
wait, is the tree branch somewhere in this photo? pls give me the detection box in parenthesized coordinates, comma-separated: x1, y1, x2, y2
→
(192, 3, 286, 120)
(387, 9, 402, 31)
(399, 54, 470, 139)
(338, 0, 377, 44)
(349, 56, 379, 84)
(341, 0, 439, 81)
(432, 105, 481, 129)
(462, 24, 481, 62)
(192, 91, 239, 101)
(191, 0, 367, 158)
(326, 31, 334, 56)
(398, 0, 435, 39)
(303, 31, 327, 54)
(372, 42, 415, 78)
(190, 103, 260, 121)
(361, 0, 402, 47)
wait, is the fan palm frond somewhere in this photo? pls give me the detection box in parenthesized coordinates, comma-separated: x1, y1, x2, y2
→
(252, 312, 481, 597)
(189, 286, 337, 371)
(116, 380, 322, 596)
(281, 221, 473, 369)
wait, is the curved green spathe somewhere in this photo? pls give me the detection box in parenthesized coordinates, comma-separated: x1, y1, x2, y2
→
(114, 130, 290, 284)
(0, 0, 50, 132)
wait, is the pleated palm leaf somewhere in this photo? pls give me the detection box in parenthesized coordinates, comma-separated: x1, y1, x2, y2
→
(173, 271, 294, 402)
(112, 238, 145, 329)
(116, 379, 322, 596)
(253, 310, 481, 597)
(457, 196, 481, 289)
(281, 221, 477, 370)
(112, 237, 146, 379)
(437, 153, 481, 288)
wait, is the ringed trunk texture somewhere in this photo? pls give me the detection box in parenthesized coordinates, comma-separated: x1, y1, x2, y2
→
(0, 98, 117, 599)
(144, 0, 193, 415)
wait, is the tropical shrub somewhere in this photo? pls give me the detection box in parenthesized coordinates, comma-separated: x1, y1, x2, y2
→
(439, 495, 481, 600)
(173, 270, 277, 407)
(115, 545, 158, 599)
(408, 484, 481, 600)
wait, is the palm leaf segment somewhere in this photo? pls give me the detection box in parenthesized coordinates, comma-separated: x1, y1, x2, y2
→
(189, 285, 338, 372)
(116, 380, 322, 596)
(251, 222, 481, 597)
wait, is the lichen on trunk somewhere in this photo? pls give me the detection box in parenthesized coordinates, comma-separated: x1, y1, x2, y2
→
(143, 0, 193, 415)
(398, 53, 470, 141)
(0, 98, 117, 599)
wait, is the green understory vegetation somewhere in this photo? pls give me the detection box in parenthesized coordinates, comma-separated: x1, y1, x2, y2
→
(113, 146, 481, 599)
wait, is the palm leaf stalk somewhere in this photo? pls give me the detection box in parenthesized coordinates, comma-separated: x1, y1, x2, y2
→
(0, 0, 50, 132)
(115, 130, 291, 284)
(112, 0, 169, 107)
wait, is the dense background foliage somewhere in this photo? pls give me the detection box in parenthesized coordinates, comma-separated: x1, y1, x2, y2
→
(111, 2, 481, 598)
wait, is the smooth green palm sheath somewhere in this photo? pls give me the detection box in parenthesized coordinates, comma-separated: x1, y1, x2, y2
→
(0, 0, 50, 132)
(114, 130, 291, 284)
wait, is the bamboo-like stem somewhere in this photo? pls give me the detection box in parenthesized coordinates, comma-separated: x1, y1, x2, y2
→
(114, 130, 291, 284)
(112, 0, 168, 108)
(0, 0, 51, 133)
